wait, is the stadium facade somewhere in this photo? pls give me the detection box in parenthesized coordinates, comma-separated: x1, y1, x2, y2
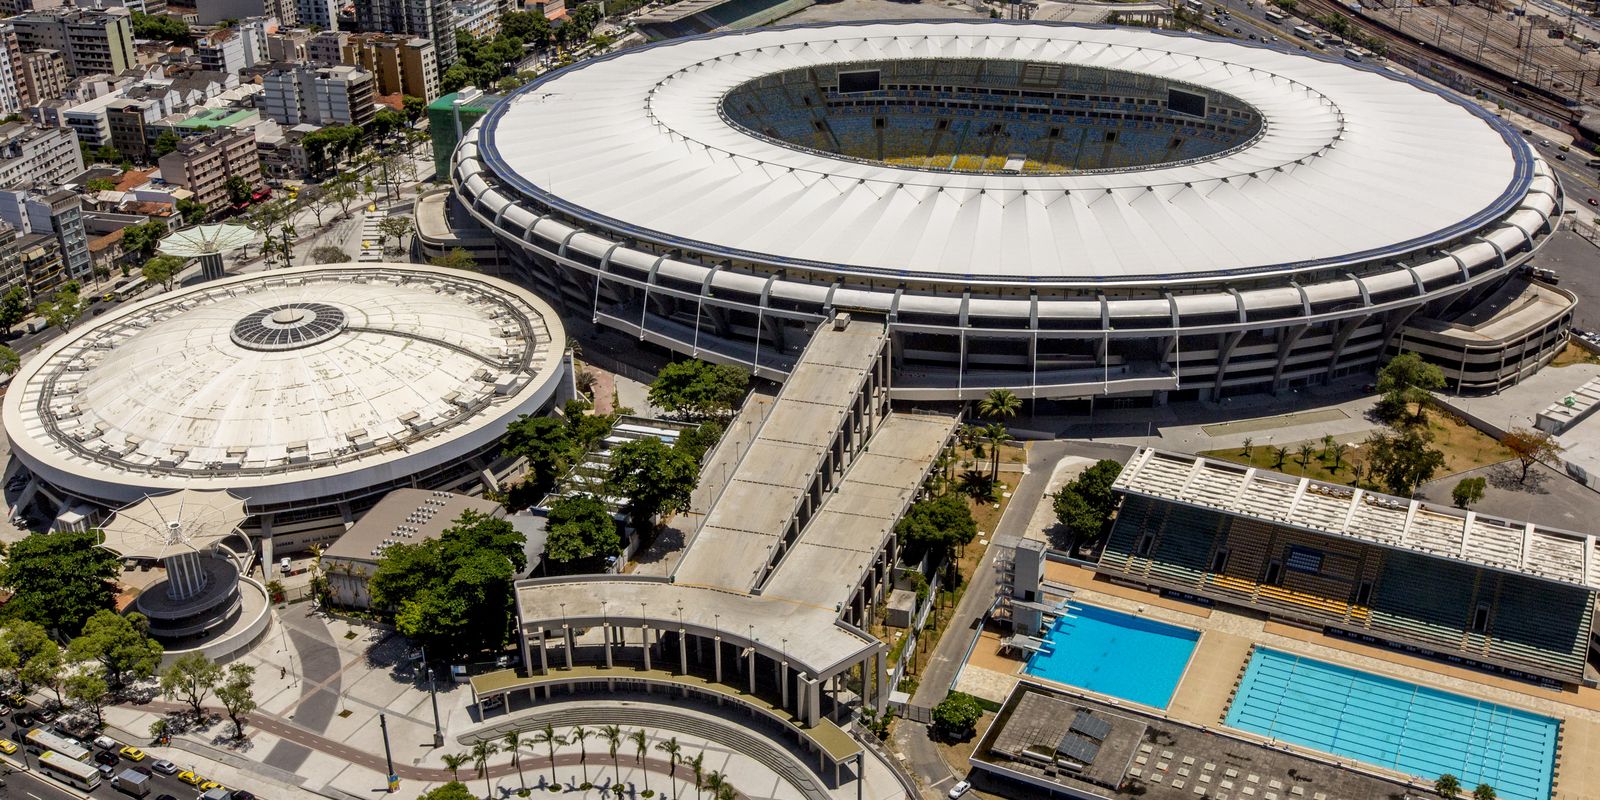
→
(452, 21, 1569, 402)
(2, 263, 568, 550)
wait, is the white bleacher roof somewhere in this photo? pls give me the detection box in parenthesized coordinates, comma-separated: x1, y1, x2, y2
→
(1116, 448, 1600, 592)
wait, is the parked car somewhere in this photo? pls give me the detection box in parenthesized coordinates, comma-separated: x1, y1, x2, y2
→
(94, 735, 118, 750)
(151, 759, 178, 776)
(947, 780, 972, 799)
(93, 750, 120, 767)
(119, 745, 147, 761)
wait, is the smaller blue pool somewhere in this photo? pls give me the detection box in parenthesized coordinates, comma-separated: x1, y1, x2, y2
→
(1023, 602, 1200, 708)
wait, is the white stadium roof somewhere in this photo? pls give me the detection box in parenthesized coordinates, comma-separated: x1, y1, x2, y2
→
(3, 264, 566, 508)
(480, 21, 1536, 284)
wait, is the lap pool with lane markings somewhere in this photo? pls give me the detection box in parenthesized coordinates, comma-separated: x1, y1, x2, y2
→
(1224, 648, 1558, 800)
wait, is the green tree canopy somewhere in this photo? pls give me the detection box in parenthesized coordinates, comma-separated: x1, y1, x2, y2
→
(647, 359, 749, 420)
(422, 782, 476, 800)
(931, 691, 985, 741)
(502, 414, 575, 499)
(1364, 428, 1445, 496)
(131, 12, 194, 44)
(0, 620, 55, 694)
(311, 245, 350, 264)
(894, 493, 977, 566)
(1049, 459, 1123, 549)
(543, 494, 620, 570)
(429, 247, 477, 271)
(0, 345, 18, 376)
(0, 530, 120, 635)
(176, 197, 207, 224)
(154, 130, 181, 157)
(675, 421, 724, 462)
(402, 95, 428, 122)
(1376, 351, 1446, 422)
(1452, 476, 1486, 509)
(225, 175, 253, 205)
(141, 254, 185, 291)
(606, 436, 699, 533)
(216, 662, 256, 737)
(86, 177, 117, 192)
(36, 285, 84, 332)
(67, 610, 163, 688)
(0, 285, 30, 330)
(368, 510, 526, 658)
(160, 652, 223, 718)
(120, 219, 169, 262)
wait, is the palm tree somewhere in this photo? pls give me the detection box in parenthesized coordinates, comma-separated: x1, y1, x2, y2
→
(501, 730, 526, 792)
(1321, 433, 1336, 458)
(441, 752, 470, 781)
(977, 388, 1020, 421)
(570, 724, 591, 783)
(629, 728, 650, 794)
(655, 737, 682, 799)
(470, 739, 499, 800)
(532, 724, 562, 784)
(1330, 442, 1348, 474)
(1296, 443, 1315, 470)
(601, 724, 623, 787)
(1472, 784, 1497, 800)
(1435, 774, 1461, 799)
(1271, 445, 1289, 469)
(688, 753, 704, 799)
(983, 422, 1012, 480)
(704, 770, 727, 800)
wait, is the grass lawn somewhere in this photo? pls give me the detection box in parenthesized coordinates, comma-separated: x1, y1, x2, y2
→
(1549, 340, 1600, 368)
(1199, 410, 1514, 489)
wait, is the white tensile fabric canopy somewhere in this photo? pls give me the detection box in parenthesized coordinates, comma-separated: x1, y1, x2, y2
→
(98, 489, 246, 560)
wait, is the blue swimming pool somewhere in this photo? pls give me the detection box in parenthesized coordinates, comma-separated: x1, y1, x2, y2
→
(1022, 602, 1200, 708)
(1225, 649, 1559, 800)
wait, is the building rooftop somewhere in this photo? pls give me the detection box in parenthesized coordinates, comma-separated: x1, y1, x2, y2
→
(974, 682, 1420, 800)
(324, 489, 503, 563)
(1116, 447, 1600, 590)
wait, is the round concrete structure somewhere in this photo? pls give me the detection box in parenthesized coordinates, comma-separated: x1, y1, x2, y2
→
(455, 21, 1564, 401)
(4, 263, 567, 531)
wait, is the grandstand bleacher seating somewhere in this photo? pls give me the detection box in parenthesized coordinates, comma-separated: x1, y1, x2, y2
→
(1098, 495, 1598, 684)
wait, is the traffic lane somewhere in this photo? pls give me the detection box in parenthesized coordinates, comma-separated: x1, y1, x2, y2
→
(0, 766, 78, 800)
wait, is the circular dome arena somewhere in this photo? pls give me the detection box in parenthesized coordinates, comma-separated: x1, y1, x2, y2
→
(453, 21, 1564, 401)
(3, 263, 567, 540)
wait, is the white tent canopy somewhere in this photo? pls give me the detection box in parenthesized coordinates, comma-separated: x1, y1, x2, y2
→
(98, 489, 247, 560)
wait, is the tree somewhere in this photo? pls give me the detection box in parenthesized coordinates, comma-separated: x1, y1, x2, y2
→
(544, 494, 620, 570)
(0, 529, 120, 636)
(441, 62, 474, 94)
(1376, 351, 1446, 423)
(154, 130, 181, 157)
(429, 247, 478, 271)
(1435, 774, 1461, 799)
(65, 667, 109, 725)
(368, 510, 526, 658)
(441, 752, 471, 782)
(502, 414, 575, 498)
(1364, 428, 1445, 496)
(1472, 784, 1497, 800)
(1049, 459, 1123, 549)
(141, 254, 184, 291)
(601, 724, 623, 787)
(570, 724, 591, 782)
(471, 739, 499, 798)
(35, 285, 84, 332)
(1452, 476, 1486, 508)
(1501, 427, 1562, 484)
(932, 691, 984, 741)
(606, 436, 700, 534)
(532, 724, 562, 784)
(161, 652, 222, 718)
(403, 95, 428, 122)
(688, 752, 704, 799)
(982, 422, 1012, 479)
(675, 420, 724, 462)
(377, 215, 414, 253)
(18, 637, 63, 702)
(176, 197, 207, 224)
(422, 782, 475, 800)
(500, 729, 527, 792)
(1329, 442, 1348, 474)
(227, 175, 255, 206)
(0, 345, 18, 377)
(216, 662, 256, 738)
(67, 609, 163, 689)
(327, 176, 360, 217)
(0, 620, 53, 692)
(629, 728, 650, 794)
(1296, 442, 1315, 470)
(1240, 436, 1253, 457)
(647, 359, 749, 420)
(977, 388, 1021, 421)
(655, 737, 683, 800)
(86, 177, 117, 193)
(131, 11, 194, 44)
(0, 285, 29, 330)
(895, 493, 977, 571)
(1271, 445, 1289, 469)
(705, 770, 729, 800)
(311, 245, 350, 264)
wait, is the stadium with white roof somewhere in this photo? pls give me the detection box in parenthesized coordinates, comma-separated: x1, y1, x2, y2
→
(2, 263, 568, 550)
(452, 20, 1571, 401)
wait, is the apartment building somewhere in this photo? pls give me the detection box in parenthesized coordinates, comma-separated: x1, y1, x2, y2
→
(296, 0, 340, 30)
(0, 189, 91, 285)
(20, 49, 68, 106)
(197, 29, 247, 75)
(261, 63, 376, 128)
(339, 33, 437, 100)
(9, 7, 135, 77)
(453, 0, 500, 38)
(0, 123, 82, 188)
(356, 0, 456, 70)
(197, 0, 297, 27)
(0, 25, 23, 115)
(157, 128, 261, 212)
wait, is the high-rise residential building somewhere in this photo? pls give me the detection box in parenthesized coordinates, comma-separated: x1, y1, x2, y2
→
(356, 0, 456, 71)
(235, 17, 274, 67)
(196, 0, 296, 27)
(0, 188, 91, 285)
(0, 123, 83, 188)
(196, 28, 247, 75)
(8, 8, 135, 78)
(156, 128, 261, 213)
(105, 97, 162, 164)
(0, 26, 23, 115)
(11, 230, 66, 299)
(339, 33, 437, 101)
(453, 0, 499, 38)
(19, 49, 68, 106)
(0, 0, 64, 13)
(264, 27, 310, 62)
(306, 29, 347, 64)
(296, 0, 339, 30)
(262, 63, 377, 128)
(96, 0, 168, 14)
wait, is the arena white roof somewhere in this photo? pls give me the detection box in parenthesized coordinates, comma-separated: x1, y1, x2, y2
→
(479, 22, 1538, 284)
(1117, 448, 1600, 591)
(2, 264, 566, 508)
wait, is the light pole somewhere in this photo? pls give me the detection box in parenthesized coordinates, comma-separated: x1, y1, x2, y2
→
(379, 713, 397, 792)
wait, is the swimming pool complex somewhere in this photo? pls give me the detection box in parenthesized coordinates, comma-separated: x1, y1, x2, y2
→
(1225, 649, 1559, 800)
(1022, 602, 1199, 709)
